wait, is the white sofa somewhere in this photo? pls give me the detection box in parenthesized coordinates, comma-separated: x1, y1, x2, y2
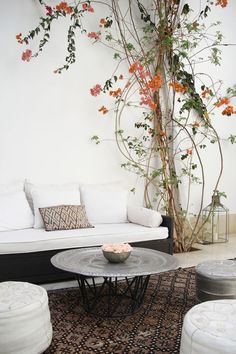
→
(0, 181, 173, 283)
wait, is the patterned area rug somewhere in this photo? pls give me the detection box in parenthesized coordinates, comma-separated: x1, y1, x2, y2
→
(45, 267, 197, 354)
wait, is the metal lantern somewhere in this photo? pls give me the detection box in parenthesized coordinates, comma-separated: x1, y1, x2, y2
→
(201, 190, 229, 244)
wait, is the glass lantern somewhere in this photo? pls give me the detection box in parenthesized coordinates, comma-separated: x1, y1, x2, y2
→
(201, 190, 229, 244)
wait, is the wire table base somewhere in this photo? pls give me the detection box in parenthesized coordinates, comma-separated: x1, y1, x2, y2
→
(76, 274, 151, 318)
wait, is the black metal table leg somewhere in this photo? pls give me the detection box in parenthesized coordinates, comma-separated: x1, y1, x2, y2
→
(75, 274, 151, 318)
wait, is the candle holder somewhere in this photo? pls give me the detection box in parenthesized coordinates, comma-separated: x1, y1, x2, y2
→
(201, 190, 229, 244)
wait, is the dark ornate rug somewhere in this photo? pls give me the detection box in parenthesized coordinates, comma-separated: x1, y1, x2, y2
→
(45, 267, 197, 354)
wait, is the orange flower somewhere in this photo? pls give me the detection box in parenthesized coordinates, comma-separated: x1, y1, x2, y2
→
(129, 61, 143, 74)
(149, 100, 157, 110)
(169, 81, 187, 93)
(82, 3, 94, 12)
(201, 89, 213, 98)
(215, 0, 228, 7)
(109, 88, 122, 97)
(160, 131, 167, 137)
(139, 87, 149, 96)
(215, 97, 230, 107)
(57, 2, 72, 13)
(56, 2, 73, 14)
(99, 18, 107, 27)
(88, 32, 100, 40)
(90, 84, 102, 96)
(222, 105, 236, 116)
(192, 122, 200, 128)
(22, 49, 32, 62)
(140, 96, 157, 110)
(187, 149, 192, 155)
(16, 33, 23, 43)
(98, 106, 108, 114)
(147, 73, 162, 91)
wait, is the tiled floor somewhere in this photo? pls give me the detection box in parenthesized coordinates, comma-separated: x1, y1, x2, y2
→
(174, 233, 236, 267)
(42, 234, 236, 291)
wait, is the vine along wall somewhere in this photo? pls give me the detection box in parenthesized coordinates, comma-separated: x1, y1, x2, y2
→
(0, 0, 236, 216)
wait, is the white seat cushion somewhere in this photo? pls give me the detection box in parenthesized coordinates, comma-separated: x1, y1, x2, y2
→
(0, 223, 168, 254)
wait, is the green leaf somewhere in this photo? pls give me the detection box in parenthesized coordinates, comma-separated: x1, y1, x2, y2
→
(113, 53, 121, 60)
(104, 18, 113, 28)
(181, 4, 190, 15)
(181, 154, 188, 160)
(91, 135, 100, 144)
(151, 170, 160, 178)
(116, 129, 124, 134)
(126, 43, 134, 51)
(105, 34, 112, 41)
(228, 135, 236, 144)
(218, 191, 227, 198)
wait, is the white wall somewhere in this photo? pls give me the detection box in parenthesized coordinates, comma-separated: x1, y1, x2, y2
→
(0, 0, 144, 204)
(0, 0, 235, 212)
(185, 0, 236, 213)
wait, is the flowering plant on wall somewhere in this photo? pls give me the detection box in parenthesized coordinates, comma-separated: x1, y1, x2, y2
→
(17, 0, 236, 252)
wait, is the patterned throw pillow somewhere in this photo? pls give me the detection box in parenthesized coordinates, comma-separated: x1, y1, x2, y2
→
(39, 205, 93, 231)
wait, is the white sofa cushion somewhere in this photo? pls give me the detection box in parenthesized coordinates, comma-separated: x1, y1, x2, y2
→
(128, 206, 163, 228)
(0, 223, 169, 254)
(32, 189, 81, 229)
(80, 184, 128, 223)
(0, 181, 24, 194)
(0, 191, 34, 231)
(24, 180, 80, 212)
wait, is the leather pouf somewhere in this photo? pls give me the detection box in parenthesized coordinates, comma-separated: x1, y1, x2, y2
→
(196, 260, 236, 302)
(0, 281, 52, 354)
(180, 300, 236, 354)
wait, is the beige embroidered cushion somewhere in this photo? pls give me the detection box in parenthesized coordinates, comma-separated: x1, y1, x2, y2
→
(39, 205, 93, 231)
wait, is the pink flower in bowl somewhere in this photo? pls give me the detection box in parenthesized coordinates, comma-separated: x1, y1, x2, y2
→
(101, 243, 133, 263)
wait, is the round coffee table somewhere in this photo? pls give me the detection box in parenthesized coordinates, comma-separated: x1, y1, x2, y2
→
(51, 247, 178, 317)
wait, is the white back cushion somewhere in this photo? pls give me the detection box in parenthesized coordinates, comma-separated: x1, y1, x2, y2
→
(32, 189, 81, 228)
(24, 180, 80, 212)
(80, 184, 128, 223)
(0, 181, 24, 194)
(0, 191, 34, 231)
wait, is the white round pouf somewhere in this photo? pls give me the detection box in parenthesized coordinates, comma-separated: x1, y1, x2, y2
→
(0, 281, 53, 354)
(180, 300, 236, 354)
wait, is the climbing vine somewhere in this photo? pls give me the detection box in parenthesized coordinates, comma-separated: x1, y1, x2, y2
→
(17, 0, 236, 251)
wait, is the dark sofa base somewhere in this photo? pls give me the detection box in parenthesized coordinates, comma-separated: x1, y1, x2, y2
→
(0, 216, 173, 284)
